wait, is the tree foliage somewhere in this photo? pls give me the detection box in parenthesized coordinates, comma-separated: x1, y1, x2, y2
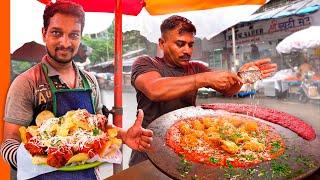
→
(82, 20, 156, 65)
(82, 21, 115, 65)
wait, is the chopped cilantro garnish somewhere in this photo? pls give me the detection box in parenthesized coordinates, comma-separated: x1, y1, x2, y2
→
(234, 132, 243, 138)
(245, 154, 255, 161)
(247, 168, 255, 175)
(271, 161, 292, 177)
(226, 160, 234, 169)
(295, 155, 316, 168)
(93, 128, 99, 136)
(177, 154, 192, 177)
(271, 141, 281, 153)
(239, 154, 256, 161)
(209, 157, 220, 164)
(258, 169, 266, 177)
(280, 154, 289, 160)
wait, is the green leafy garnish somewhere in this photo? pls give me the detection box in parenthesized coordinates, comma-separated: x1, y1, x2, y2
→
(234, 132, 243, 138)
(244, 154, 255, 161)
(51, 139, 61, 146)
(295, 155, 316, 168)
(226, 160, 234, 169)
(229, 132, 243, 141)
(247, 168, 255, 175)
(93, 128, 100, 136)
(271, 141, 281, 153)
(271, 161, 292, 177)
(209, 157, 220, 164)
(279, 154, 289, 160)
(258, 169, 266, 177)
(177, 155, 192, 177)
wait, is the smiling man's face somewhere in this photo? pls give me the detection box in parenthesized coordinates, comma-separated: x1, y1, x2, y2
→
(42, 13, 81, 64)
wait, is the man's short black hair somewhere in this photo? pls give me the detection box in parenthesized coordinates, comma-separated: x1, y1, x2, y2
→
(43, 0, 85, 33)
(160, 15, 196, 37)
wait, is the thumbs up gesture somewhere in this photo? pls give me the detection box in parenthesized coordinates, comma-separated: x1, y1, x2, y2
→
(122, 109, 153, 151)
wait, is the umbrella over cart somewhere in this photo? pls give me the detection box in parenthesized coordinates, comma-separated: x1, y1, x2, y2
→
(276, 26, 320, 54)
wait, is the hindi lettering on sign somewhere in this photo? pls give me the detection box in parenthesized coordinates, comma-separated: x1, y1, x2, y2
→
(298, 18, 305, 26)
(298, 16, 311, 27)
(278, 18, 295, 31)
(304, 16, 311, 25)
(268, 20, 278, 33)
(287, 18, 295, 28)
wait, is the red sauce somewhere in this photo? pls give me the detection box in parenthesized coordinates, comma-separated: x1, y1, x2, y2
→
(166, 116, 286, 168)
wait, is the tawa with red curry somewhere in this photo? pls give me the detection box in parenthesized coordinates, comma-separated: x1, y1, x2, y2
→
(147, 106, 319, 179)
(166, 114, 286, 168)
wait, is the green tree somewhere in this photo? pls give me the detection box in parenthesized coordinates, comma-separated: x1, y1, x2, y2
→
(82, 21, 115, 65)
(82, 21, 156, 65)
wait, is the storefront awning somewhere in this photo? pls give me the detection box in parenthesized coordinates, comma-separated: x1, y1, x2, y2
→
(244, 0, 320, 22)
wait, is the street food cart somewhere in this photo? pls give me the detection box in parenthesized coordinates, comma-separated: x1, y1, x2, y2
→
(276, 26, 320, 102)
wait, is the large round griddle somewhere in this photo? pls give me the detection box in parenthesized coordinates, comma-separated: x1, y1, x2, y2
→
(146, 106, 320, 179)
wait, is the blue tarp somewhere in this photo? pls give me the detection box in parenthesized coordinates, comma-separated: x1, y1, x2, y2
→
(245, 0, 320, 22)
(296, 5, 320, 14)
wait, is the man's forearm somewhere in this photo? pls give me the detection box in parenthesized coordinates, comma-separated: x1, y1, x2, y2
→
(142, 74, 208, 102)
(0, 139, 20, 170)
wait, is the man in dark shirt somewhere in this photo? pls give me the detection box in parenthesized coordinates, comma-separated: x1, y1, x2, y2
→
(130, 15, 277, 166)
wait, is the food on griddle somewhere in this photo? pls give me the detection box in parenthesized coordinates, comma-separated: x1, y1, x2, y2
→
(166, 114, 286, 168)
(202, 103, 316, 140)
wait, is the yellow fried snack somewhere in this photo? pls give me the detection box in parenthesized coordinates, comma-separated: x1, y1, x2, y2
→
(243, 121, 258, 132)
(26, 126, 39, 137)
(201, 117, 215, 128)
(191, 120, 205, 131)
(19, 126, 27, 143)
(107, 128, 118, 138)
(243, 139, 265, 152)
(178, 122, 192, 135)
(221, 140, 239, 154)
(181, 134, 198, 148)
(77, 119, 94, 131)
(57, 118, 76, 136)
(66, 153, 89, 165)
(35, 110, 55, 126)
(32, 155, 47, 165)
(64, 110, 76, 119)
(110, 138, 122, 147)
